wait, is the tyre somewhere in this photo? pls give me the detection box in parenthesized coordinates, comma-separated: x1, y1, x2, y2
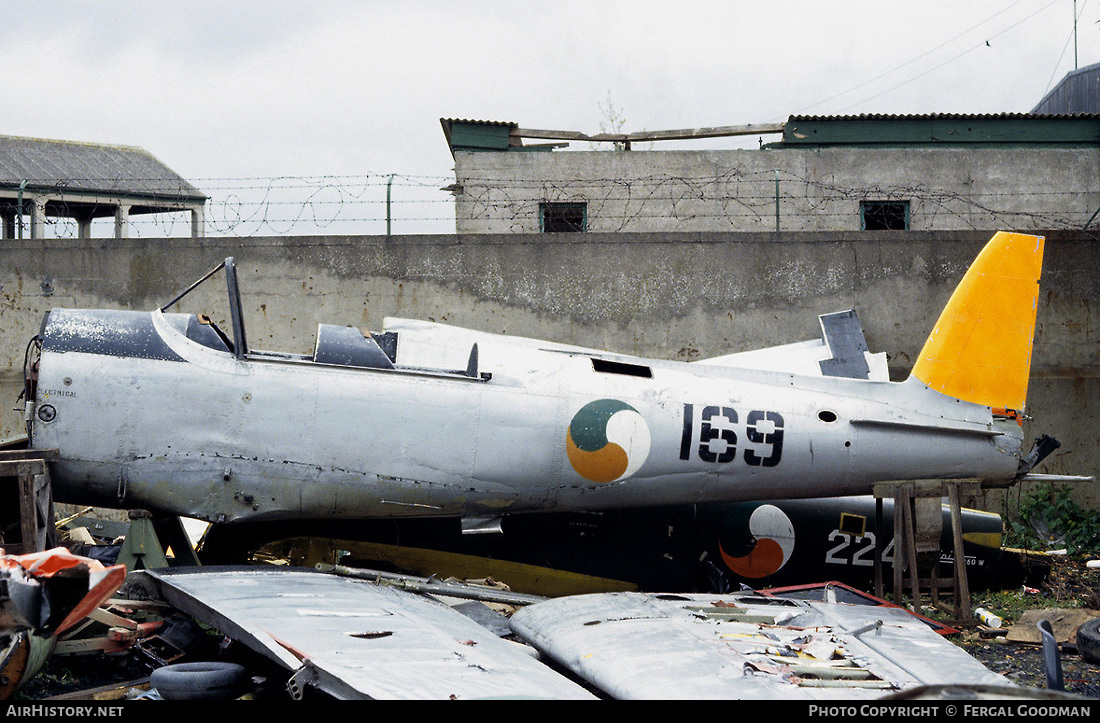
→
(150, 661, 248, 700)
(1077, 617, 1100, 665)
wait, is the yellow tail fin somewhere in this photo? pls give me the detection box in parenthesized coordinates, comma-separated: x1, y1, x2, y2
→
(910, 231, 1044, 411)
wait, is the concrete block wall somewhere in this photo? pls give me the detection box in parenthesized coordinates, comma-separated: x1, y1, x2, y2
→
(1, 230, 1096, 512)
(454, 148, 1100, 234)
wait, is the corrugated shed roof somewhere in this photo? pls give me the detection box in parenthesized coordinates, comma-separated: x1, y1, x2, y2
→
(777, 112, 1100, 148)
(440, 118, 517, 127)
(1032, 62, 1100, 114)
(788, 112, 1100, 121)
(440, 119, 523, 157)
(0, 135, 205, 202)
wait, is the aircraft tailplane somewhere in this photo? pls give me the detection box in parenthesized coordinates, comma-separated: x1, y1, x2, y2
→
(909, 231, 1044, 412)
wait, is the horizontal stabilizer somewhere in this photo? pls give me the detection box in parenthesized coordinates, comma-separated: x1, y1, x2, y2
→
(817, 310, 871, 379)
(1018, 474, 1096, 484)
(697, 310, 888, 381)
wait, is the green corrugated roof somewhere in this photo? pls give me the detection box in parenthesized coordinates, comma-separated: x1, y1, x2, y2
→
(772, 114, 1100, 148)
(441, 119, 516, 153)
(440, 119, 562, 156)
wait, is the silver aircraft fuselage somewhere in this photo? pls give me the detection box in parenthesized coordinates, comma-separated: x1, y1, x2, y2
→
(27, 304, 1022, 525)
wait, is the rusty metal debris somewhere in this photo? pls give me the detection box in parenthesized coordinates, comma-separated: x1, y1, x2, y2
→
(0, 547, 126, 698)
(508, 591, 1012, 699)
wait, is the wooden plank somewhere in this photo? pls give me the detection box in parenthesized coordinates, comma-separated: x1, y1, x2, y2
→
(0, 448, 59, 462)
(513, 123, 785, 144)
(0, 459, 47, 475)
(19, 472, 37, 553)
(873, 478, 982, 498)
(901, 486, 921, 605)
(35, 483, 53, 551)
(6, 460, 56, 553)
(1007, 608, 1100, 645)
(45, 678, 151, 701)
(893, 485, 905, 604)
(948, 483, 973, 621)
(874, 497, 884, 599)
(0, 435, 30, 450)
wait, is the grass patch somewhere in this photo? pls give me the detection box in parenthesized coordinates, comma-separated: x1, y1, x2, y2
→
(919, 555, 1100, 627)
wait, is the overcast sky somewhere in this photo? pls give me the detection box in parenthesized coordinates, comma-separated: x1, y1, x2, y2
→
(2, 0, 1095, 235)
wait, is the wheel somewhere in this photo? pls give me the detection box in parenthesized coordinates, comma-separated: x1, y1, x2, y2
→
(1077, 617, 1100, 664)
(150, 661, 248, 700)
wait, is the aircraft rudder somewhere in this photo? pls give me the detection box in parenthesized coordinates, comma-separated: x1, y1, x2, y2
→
(909, 231, 1044, 411)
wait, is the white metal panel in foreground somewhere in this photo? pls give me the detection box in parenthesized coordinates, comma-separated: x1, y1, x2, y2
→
(508, 592, 1012, 699)
(139, 567, 596, 700)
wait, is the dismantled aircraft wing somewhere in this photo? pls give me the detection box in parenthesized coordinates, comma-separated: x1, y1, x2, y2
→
(508, 591, 1012, 699)
(132, 567, 596, 700)
(388, 308, 888, 380)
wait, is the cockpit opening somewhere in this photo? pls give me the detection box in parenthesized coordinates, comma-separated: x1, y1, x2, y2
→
(159, 257, 489, 381)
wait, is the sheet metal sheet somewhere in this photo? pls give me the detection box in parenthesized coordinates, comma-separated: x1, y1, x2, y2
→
(509, 591, 1012, 699)
(141, 567, 595, 700)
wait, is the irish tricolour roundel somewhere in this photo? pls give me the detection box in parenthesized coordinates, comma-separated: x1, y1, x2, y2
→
(566, 399, 651, 483)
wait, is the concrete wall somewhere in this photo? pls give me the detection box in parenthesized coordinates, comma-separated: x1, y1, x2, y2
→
(453, 148, 1100, 234)
(1, 230, 1096, 512)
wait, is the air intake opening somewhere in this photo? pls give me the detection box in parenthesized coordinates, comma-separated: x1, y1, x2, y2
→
(591, 358, 652, 378)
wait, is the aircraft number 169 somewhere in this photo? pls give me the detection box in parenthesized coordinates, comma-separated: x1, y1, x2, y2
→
(678, 403, 785, 467)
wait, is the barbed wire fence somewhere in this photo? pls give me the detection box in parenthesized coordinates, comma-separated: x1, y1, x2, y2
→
(455, 168, 1100, 233)
(12, 172, 460, 239)
(7, 165, 1100, 238)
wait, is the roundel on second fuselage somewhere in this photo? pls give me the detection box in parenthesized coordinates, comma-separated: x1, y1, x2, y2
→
(718, 503, 796, 579)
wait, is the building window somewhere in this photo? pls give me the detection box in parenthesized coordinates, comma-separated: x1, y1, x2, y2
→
(540, 202, 587, 232)
(860, 200, 909, 230)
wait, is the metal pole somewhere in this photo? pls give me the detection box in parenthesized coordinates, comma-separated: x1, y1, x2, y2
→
(386, 174, 394, 235)
(774, 170, 780, 232)
(17, 180, 27, 240)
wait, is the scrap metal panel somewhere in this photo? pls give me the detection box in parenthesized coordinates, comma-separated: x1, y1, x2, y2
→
(138, 567, 596, 700)
(509, 591, 1012, 699)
